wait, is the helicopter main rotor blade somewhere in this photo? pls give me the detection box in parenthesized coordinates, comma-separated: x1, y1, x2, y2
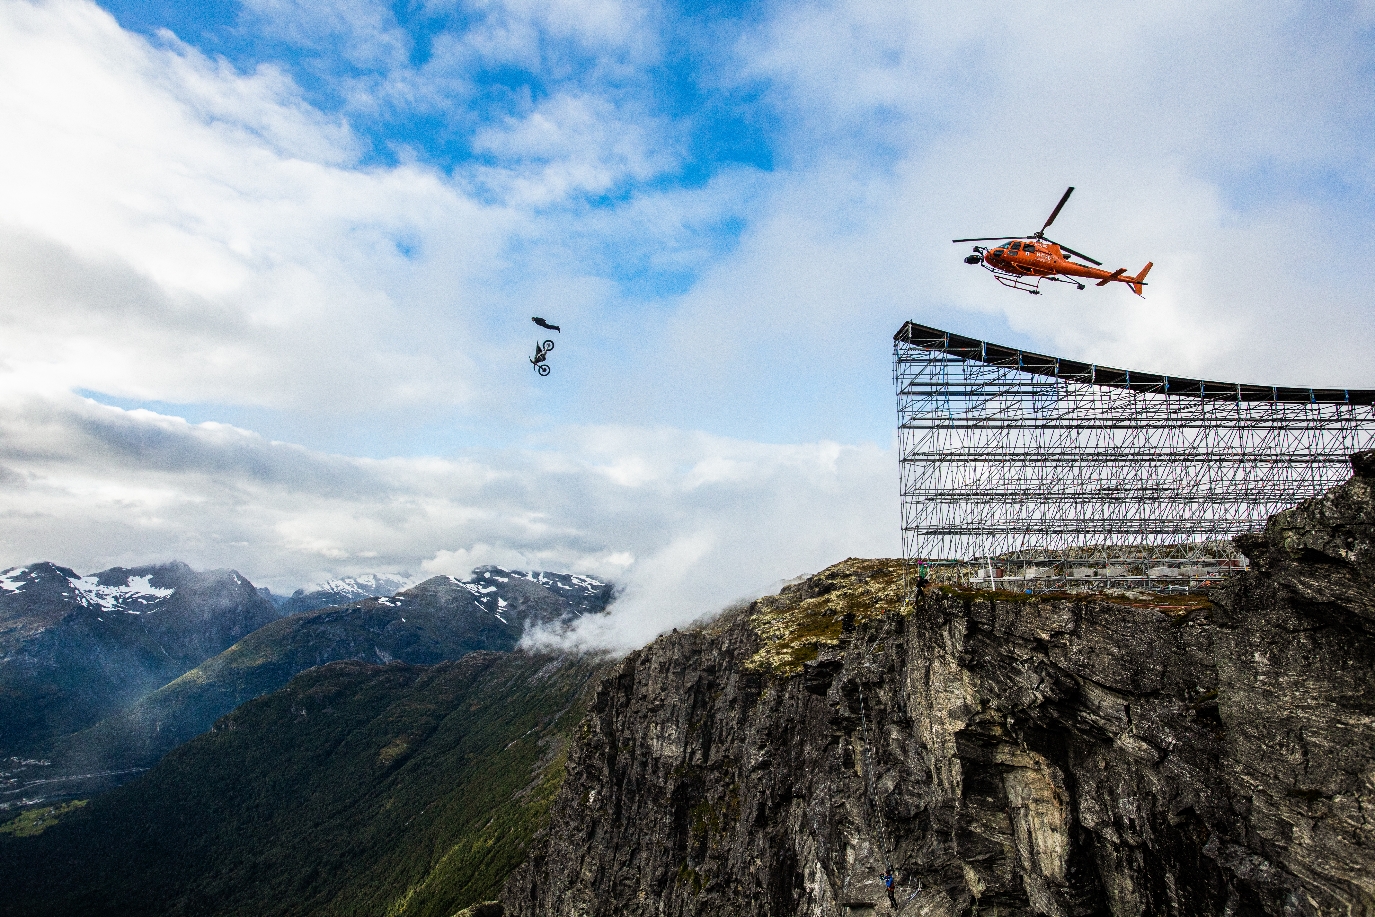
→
(1042, 236, 1102, 266)
(1040, 186, 1074, 234)
(952, 236, 1021, 243)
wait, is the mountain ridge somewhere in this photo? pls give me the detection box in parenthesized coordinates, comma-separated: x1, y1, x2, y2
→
(0, 560, 281, 763)
(40, 566, 614, 799)
(281, 572, 412, 614)
(0, 649, 604, 917)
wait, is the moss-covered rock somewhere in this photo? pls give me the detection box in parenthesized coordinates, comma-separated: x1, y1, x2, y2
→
(746, 558, 907, 674)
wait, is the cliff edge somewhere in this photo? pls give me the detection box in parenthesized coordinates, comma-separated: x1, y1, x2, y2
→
(502, 451, 1375, 917)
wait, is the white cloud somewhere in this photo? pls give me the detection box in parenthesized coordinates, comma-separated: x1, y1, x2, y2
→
(472, 91, 677, 205)
(439, 0, 660, 65)
(0, 394, 896, 647)
(0, 0, 518, 424)
(241, 0, 411, 70)
(711, 0, 1375, 390)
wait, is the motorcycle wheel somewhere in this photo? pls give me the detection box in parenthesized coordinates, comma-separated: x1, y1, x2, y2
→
(538, 363, 550, 376)
(542, 339, 555, 351)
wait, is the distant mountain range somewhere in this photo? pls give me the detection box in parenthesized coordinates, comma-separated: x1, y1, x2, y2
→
(0, 562, 614, 809)
(278, 573, 413, 614)
(0, 562, 281, 761)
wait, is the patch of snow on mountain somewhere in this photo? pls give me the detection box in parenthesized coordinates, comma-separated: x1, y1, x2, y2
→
(567, 575, 605, 593)
(512, 570, 605, 595)
(294, 573, 410, 604)
(0, 567, 27, 593)
(67, 574, 174, 613)
(125, 576, 172, 596)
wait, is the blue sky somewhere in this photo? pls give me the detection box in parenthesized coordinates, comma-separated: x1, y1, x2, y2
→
(94, 0, 778, 176)
(2, 0, 1373, 644)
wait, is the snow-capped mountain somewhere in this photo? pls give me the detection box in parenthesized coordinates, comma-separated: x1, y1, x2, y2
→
(0, 563, 176, 616)
(0, 561, 281, 761)
(48, 566, 616, 799)
(282, 573, 411, 614)
(449, 566, 614, 627)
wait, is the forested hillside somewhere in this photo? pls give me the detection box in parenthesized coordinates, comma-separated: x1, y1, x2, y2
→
(0, 650, 602, 917)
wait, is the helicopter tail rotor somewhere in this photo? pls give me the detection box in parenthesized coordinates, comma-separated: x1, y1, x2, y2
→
(1130, 262, 1153, 296)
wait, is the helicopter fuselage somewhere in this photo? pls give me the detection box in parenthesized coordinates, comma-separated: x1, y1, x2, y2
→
(984, 241, 1102, 281)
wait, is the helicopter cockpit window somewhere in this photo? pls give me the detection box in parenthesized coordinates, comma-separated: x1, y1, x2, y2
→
(1009, 241, 1022, 251)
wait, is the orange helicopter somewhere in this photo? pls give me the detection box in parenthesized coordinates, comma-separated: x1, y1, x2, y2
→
(954, 187, 1152, 295)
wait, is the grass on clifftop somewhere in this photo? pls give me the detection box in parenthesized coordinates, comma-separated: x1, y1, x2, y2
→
(747, 558, 908, 674)
(743, 559, 1213, 676)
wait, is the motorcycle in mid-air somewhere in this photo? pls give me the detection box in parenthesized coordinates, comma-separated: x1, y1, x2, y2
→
(530, 339, 555, 376)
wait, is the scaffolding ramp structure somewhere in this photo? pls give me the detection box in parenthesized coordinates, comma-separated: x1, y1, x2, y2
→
(895, 322, 1375, 593)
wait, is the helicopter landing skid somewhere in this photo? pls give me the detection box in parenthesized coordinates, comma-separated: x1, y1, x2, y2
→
(983, 262, 1085, 294)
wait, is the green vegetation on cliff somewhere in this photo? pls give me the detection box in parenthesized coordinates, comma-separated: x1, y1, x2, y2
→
(0, 800, 86, 838)
(746, 558, 907, 673)
(0, 651, 599, 917)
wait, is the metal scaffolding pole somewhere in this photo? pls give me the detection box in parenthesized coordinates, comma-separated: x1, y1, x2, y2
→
(894, 322, 1375, 592)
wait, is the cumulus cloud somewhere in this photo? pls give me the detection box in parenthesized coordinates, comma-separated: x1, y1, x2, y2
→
(471, 91, 678, 205)
(0, 1, 526, 426)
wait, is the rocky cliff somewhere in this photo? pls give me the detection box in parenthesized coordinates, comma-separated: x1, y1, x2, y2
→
(503, 453, 1375, 917)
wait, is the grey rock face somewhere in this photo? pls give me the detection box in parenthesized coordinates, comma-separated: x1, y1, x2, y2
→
(504, 456, 1375, 917)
